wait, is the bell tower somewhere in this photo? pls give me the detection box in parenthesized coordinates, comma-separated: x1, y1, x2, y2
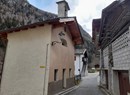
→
(56, 0, 70, 17)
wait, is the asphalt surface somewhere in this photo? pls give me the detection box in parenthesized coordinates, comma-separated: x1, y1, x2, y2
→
(65, 72, 105, 95)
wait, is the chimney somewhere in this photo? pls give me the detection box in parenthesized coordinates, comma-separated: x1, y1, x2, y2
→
(56, 0, 70, 17)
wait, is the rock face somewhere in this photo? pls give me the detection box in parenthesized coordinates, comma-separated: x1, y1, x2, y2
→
(0, 0, 57, 30)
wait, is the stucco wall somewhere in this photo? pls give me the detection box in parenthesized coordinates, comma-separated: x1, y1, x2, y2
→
(49, 27, 75, 82)
(0, 25, 52, 95)
(48, 27, 75, 95)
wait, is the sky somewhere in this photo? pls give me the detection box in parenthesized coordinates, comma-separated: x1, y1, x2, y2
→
(27, 0, 115, 36)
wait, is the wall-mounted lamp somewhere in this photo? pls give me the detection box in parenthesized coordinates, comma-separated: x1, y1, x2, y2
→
(51, 32, 66, 46)
(51, 41, 62, 46)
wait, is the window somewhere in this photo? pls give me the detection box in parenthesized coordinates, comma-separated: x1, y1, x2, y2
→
(69, 68, 72, 78)
(64, 26, 67, 32)
(54, 69, 58, 81)
(74, 56, 76, 61)
(60, 38, 67, 47)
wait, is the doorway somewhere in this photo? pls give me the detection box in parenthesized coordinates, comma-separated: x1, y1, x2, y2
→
(62, 69, 66, 88)
(118, 71, 130, 95)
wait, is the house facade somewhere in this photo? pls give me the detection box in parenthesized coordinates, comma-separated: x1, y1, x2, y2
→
(92, 19, 100, 69)
(48, 18, 83, 95)
(0, 25, 52, 95)
(0, 17, 83, 95)
(99, 0, 130, 95)
(0, 1, 83, 95)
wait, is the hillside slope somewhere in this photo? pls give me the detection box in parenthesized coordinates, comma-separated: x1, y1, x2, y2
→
(0, 0, 57, 30)
(77, 25, 95, 64)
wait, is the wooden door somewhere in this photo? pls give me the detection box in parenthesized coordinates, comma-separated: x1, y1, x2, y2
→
(118, 71, 130, 95)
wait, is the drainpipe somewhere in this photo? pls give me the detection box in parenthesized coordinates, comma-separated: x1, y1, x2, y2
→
(43, 44, 49, 95)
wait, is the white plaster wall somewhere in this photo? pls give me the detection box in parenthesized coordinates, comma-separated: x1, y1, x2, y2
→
(112, 30, 130, 69)
(0, 25, 52, 95)
(75, 55, 83, 76)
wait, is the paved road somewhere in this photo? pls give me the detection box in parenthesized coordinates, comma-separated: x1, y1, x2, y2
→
(65, 72, 105, 95)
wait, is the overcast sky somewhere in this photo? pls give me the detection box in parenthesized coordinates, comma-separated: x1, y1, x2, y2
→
(27, 0, 115, 36)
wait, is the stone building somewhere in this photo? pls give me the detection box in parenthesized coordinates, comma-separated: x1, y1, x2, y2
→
(92, 19, 100, 68)
(99, 0, 130, 95)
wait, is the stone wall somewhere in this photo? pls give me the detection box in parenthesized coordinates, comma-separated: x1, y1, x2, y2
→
(112, 30, 130, 69)
(103, 47, 109, 68)
(48, 77, 75, 95)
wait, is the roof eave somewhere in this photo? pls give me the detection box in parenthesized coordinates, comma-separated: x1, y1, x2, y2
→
(0, 17, 83, 45)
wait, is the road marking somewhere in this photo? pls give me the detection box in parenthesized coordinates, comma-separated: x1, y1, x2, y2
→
(55, 86, 79, 95)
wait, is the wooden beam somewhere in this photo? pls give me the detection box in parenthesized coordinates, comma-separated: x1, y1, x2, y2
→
(52, 23, 65, 29)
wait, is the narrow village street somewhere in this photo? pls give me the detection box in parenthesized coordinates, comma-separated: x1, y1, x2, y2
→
(65, 72, 105, 95)
(1, 0, 130, 95)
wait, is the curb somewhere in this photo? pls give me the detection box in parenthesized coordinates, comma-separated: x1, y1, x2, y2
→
(54, 86, 79, 95)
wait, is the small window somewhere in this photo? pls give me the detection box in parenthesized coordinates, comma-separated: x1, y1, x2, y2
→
(74, 56, 76, 61)
(69, 68, 72, 78)
(54, 69, 58, 81)
(64, 27, 67, 32)
(60, 38, 67, 47)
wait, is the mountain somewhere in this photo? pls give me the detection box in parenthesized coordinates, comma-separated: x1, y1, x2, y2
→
(79, 25, 91, 42)
(77, 25, 95, 64)
(0, 0, 57, 30)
